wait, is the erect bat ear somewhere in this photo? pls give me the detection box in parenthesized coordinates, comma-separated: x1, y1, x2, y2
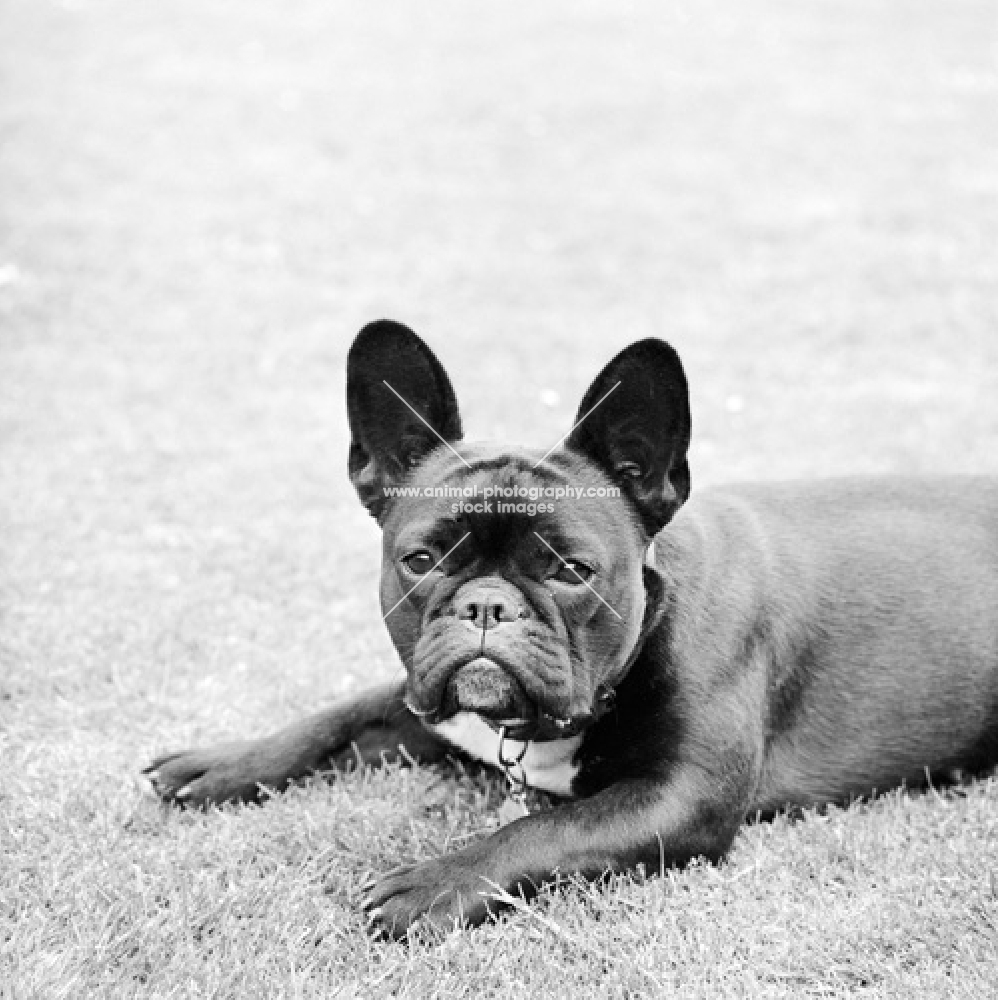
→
(346, 320, 462, 521)
(566, 339, 691, 537)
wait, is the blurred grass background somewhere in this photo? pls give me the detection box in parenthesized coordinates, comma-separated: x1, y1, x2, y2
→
(2, 0, 997, 996)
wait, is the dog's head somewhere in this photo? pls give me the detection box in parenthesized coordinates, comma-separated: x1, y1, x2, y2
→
(346, 321, 691, 741)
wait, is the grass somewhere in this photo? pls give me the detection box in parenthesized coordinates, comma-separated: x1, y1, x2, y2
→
(2, 0, 997, 996)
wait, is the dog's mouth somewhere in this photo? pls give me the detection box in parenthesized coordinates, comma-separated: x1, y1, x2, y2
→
(407, 657, 605, 742)
(440, 656, 530, 723)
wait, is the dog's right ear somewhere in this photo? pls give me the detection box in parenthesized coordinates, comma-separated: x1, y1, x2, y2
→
(347, 320, 463, 520)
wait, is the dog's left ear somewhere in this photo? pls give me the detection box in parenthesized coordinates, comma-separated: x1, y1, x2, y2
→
(567, 339, 691, 537)
(347, 320, 463, 520)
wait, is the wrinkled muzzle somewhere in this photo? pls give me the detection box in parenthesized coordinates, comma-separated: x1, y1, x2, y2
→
(402, 575, 627, 741)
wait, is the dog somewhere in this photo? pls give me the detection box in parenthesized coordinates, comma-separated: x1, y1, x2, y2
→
(146, 320, 998, 938)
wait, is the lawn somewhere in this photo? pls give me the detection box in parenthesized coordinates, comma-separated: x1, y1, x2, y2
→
(2, 0, 997, 996)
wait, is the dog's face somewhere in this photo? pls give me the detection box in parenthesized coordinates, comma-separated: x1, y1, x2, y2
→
(346, 322, 692, 741)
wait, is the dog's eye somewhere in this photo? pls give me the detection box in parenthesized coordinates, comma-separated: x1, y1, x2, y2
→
(402, 551, 436, 575)
(615, 461, 644, 481)
(552, 561, 595, 584)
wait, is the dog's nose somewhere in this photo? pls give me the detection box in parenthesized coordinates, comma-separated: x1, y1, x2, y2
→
(458, 594, 520, 629)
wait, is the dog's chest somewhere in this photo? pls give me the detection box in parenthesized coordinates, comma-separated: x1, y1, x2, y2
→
(426, 713, 581, 798)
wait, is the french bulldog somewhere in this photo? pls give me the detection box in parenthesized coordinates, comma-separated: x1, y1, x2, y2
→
(146, 320, 998, 938)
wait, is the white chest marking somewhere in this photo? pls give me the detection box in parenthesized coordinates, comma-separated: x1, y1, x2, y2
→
(427, 713, 582, 798)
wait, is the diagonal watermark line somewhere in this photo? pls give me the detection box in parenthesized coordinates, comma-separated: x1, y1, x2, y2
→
(382, 380, 471, 468)
(532, 381, 621, 468)
(382, 532, 470, 620)
(533, 531, 623, 620)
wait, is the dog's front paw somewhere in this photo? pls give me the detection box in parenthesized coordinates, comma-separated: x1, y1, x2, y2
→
(143, 740, 281, 808)
(361, 852, 505, 939)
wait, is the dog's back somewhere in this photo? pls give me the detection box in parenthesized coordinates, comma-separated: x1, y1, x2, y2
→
(658, 476, 998, 810)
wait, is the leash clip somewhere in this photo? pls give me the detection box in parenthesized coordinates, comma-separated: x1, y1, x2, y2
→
(497, 725, 530, 815)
